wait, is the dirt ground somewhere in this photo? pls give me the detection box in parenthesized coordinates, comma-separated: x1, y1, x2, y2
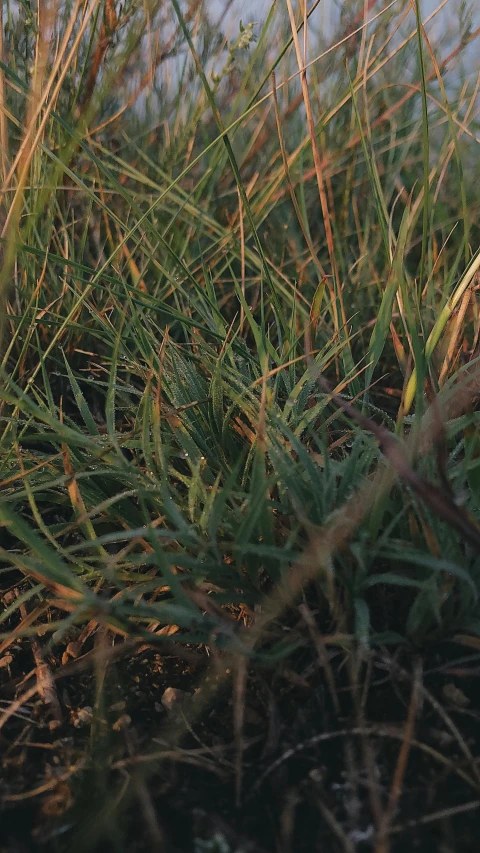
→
(2, 593, 480, 853)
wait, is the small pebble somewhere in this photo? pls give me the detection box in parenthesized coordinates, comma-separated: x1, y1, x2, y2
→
(112, 714, 131, 731)
(161, 687, 190, 712)
(71, 706, 93, 728)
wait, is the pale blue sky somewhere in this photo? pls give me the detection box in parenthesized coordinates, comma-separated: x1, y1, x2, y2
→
(209, 0, 479, 54)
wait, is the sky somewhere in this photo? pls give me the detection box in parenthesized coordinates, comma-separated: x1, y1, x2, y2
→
(209, 0, 479, 59)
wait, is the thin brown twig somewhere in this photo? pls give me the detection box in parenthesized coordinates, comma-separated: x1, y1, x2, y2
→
(123, 727, 167, 849)
(309, 772, 356, 853)
(0, 684, 40, 731)
(378, 653, 480, 785)
(237, 186, 246, 329)
(390, 799, 480, 834)
(233, 654, 247, 808)
(298, 602, 340, 714)
(2, 760, 86, 802)
(18, 597, 62, 728)
(382, 658, 423, 840)
(248, 725, 478, 800)
(0, 2, 8, 186)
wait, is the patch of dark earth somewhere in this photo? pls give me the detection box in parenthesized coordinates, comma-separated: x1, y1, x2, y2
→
(2, 631, 480, 853)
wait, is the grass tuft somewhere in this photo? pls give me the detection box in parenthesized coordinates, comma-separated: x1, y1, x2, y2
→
(1, 1, 480, 850)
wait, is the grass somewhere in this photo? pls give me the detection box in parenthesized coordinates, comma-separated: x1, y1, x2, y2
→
(1, 0, 480, 850)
